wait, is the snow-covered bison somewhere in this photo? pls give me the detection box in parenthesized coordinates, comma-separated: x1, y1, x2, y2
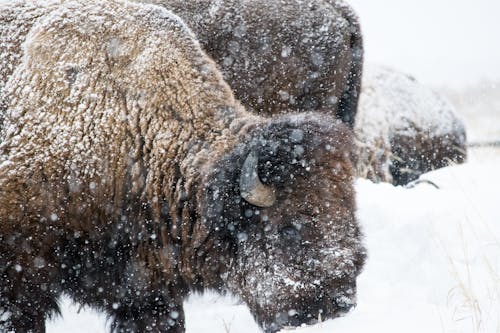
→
(0, 1, 365, 332)
(355, 65, 467, 185)
(141, 0, 363, 127)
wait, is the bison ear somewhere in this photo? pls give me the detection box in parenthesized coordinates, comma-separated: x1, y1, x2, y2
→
(239, 151, 276, 208)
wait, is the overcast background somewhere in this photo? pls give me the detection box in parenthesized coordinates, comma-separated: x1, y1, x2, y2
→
(348, 0, 500, 88)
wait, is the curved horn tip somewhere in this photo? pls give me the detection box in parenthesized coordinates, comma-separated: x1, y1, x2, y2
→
(239, 151, 276, 208)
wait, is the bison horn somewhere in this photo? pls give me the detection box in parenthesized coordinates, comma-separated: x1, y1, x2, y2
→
(239, 151, 276, 208)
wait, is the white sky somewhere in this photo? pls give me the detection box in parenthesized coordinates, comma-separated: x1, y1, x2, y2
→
(347, 0, 500, 87)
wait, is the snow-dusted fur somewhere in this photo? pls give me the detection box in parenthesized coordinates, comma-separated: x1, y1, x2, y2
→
(0, 1, 365, 332)
(355, 65, 467, 184)
(0, 0, 63, 126)
(140, 0, 363, 127)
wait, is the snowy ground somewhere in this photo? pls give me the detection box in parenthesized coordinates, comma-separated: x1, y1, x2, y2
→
(48, 1, 500, 332)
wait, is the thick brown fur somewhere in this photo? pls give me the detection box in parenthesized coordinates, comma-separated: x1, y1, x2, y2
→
(141, 0, 363, 127)
(0, 1, 365, 332)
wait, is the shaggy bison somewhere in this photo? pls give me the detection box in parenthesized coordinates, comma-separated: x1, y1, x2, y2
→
(354, 65, 467, 185)
(141, 0, 363, 127)
(0, 1, 365, 332)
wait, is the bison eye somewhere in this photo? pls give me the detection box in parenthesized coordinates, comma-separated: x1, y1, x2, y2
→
(280, 226, 301, 241)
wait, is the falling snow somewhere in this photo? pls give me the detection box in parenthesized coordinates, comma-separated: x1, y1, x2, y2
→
(1, 0, 498, 333)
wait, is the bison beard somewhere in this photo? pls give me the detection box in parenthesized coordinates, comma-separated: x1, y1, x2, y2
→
(0, 1, 365, 332)
(201, 116, 365, 332)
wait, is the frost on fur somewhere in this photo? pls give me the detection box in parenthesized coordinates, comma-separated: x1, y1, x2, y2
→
(142, 0, 363, 127)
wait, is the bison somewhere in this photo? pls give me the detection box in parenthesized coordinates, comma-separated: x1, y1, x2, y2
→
(141, 0, 363, 127)
(354, 65, 467, 185)
(0, 1, 366, 332)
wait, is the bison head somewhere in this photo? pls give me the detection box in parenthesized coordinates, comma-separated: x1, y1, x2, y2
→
(200, 113, 366, 332)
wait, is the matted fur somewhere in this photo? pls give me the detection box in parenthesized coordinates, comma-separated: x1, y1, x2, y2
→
(0, 1, 365, 332)
(140, 0, 363, 127)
